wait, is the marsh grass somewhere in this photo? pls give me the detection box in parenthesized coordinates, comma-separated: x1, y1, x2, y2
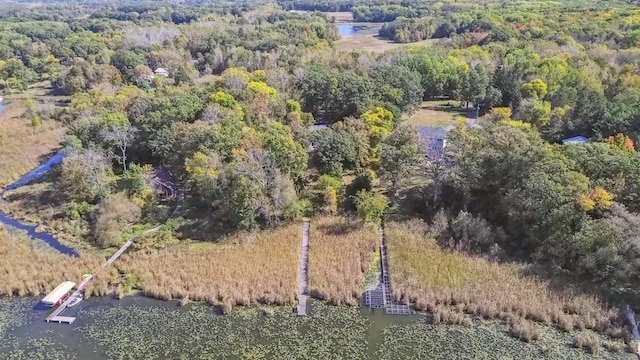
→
(575, 330, 602, 354)
(385, 220, 626, 342)
(0, 102, 65, 187)
(89, 222, 301, 310)
(308, 216, 378, 305)
(0, 227, 106, 297)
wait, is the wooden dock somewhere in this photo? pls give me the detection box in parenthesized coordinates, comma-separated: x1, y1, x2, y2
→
(364, 222, 412, 315)
(46, 226, 161, 324)
(297, 220, 310, 316)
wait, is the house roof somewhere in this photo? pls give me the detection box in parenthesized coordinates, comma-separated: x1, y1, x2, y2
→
(154, 68, 169, 75)
(562, 136, 588, 145)
(311, 124, 329, 131)
(416, 126, 453, 140)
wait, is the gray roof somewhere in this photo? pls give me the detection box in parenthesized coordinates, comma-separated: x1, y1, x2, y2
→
(311, 124, 329, 131)
(562, 136, 588, 145)
(416, 126, 453, 140)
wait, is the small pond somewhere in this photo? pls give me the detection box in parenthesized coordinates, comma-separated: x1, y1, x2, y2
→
(337, 23, 381, 37)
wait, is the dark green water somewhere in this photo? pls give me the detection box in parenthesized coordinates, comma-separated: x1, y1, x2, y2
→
(0, 295, 630, 359)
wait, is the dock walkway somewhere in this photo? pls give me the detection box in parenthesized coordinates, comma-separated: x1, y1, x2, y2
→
(46, 226, 161, 323)
(297, 220, 310, 316)
(364, 223, 412, 315)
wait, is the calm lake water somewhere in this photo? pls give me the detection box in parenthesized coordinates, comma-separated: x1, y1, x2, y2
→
(0, 295, 628, 359)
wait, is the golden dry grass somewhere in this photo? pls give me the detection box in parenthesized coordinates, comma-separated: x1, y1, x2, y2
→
(308, 216, 378, 305)
(385, 220, 625, 337)
(0, 101, 65, 187)
(334, 34, 437, 53)
(89, 222, 302, 310)
(0, 227, 104, 297)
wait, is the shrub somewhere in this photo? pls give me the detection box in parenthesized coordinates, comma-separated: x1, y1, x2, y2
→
(283, 198, 312, 220)
(63, 201, 92, 220)
(602, 339, 625, 353)
(510, 319, 540, 342)
(574, 331, 601, 354)
(93, 192, 141, 248)
(354, 190, 388, 223)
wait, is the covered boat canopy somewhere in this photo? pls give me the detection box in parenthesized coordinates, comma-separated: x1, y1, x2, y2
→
(42, 281, 75, 306)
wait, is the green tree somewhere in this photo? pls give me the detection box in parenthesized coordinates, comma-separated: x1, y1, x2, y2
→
(111, 49, 145, 83)
(262, 121, 308, 182)
(379, 125, 423, 203)
(354, 190, 388, 223)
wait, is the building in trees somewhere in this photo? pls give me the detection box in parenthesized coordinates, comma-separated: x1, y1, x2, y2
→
(416, 126, 453, 158)
(561, 136, 588, 145)
(154, 68, 169, 77)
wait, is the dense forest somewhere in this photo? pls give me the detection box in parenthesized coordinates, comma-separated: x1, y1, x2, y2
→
(3, 0, 640, 324)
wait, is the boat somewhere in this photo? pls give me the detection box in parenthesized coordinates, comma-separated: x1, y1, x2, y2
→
(67, 293, 84, 307)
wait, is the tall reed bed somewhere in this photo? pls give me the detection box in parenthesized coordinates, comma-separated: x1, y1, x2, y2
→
(95, 222, 301, 310)
(0, 228, 103, 296)
(308, 216, 378, 305)
(385, 220, 626, 340)
(0, 102, 65, 187)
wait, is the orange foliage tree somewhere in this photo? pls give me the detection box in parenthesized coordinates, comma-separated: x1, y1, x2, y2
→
(605, 133, 634, 152)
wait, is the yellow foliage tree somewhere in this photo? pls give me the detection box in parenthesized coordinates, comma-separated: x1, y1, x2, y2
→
(490, 107, 512, 122)
(362, 107, 394, 161)
(579, 187, 613, 211)
(247, 81, 279, 98)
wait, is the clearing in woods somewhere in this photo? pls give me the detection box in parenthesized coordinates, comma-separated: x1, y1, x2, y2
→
(335, 35, 438, 53)
(405, 100, 468, 128)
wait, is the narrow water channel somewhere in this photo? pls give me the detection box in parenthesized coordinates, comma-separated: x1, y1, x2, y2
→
(0, 103, 76, 256)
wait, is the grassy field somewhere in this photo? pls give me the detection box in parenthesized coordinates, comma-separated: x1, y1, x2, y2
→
(308, 216, 378, 305)
(335, 35, 438, 53)
(0, 101, 65, 188)
(384, 220, 629, 349)
(86, 222, 302, 310)
(404, 100, 468, 127)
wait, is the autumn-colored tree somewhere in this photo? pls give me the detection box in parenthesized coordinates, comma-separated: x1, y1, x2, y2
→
(605, 133, 634, 152)
(362, 107, 394, 159)
(578, 187, 614, 211)
(522, 79, 548, 99)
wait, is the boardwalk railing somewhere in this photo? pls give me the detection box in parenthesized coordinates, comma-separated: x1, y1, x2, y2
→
(297, 220, 310, 316)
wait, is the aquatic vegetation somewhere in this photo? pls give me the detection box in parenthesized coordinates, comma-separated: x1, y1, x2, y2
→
(376, 319, 625, 360)
(384, 220, 627, 342)
(0, 296, 626, 359)
(77, 298, 370, 360)
(308, 216, 378, 305)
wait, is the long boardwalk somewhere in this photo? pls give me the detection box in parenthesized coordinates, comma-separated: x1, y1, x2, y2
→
(365, 222, 412, 315)
(297, 220, 310, 316)
(46, 226, 161, 324)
